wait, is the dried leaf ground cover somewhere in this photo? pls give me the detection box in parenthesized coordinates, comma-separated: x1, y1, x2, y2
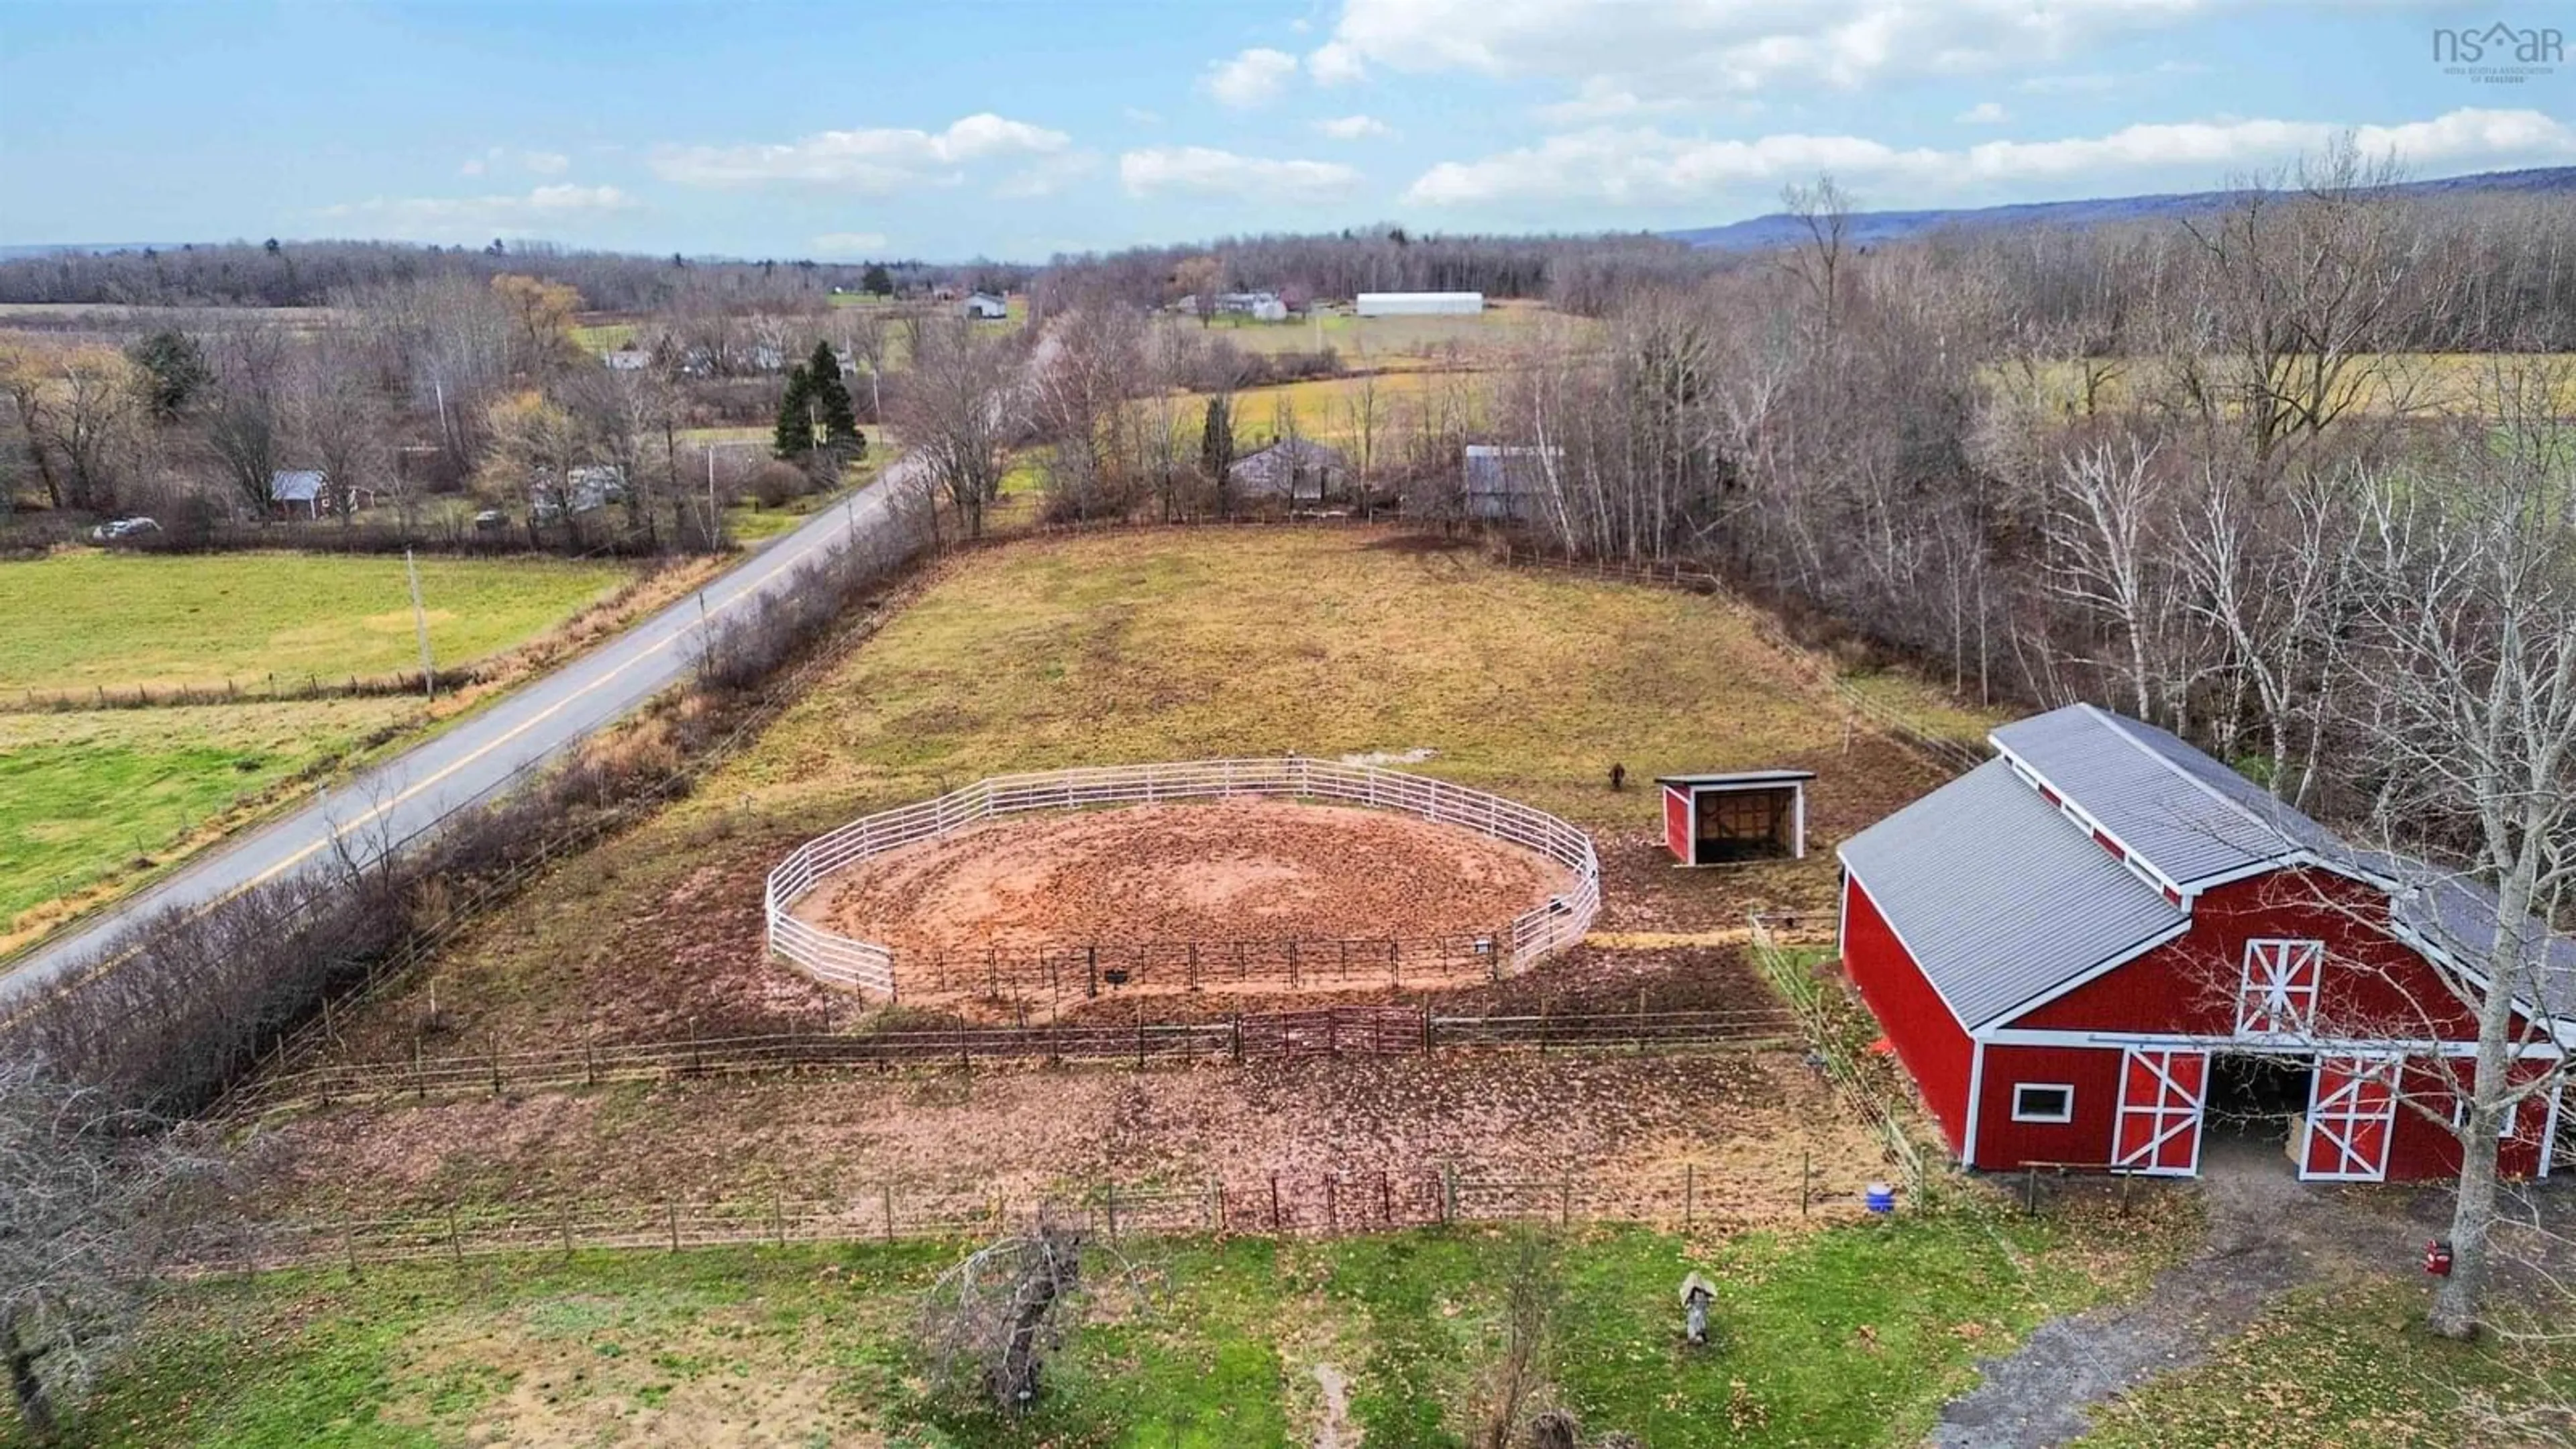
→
(307, 527, 1948, 1055)
(68, 1205, 2189, 1449)
(245, 1051, 1887, 1231)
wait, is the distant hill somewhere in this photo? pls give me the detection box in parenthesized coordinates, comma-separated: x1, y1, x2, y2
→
(0, 242, 189, 261)
(1666, 166, 2576, 251)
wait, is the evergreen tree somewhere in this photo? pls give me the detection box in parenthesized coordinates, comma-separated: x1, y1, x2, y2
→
(126, 329, 210, 420)
(862, 262, 894, 297)
(1199, 392, 1236, 508)
(772, 364, 815, 457)
(808, 339, 861, 447)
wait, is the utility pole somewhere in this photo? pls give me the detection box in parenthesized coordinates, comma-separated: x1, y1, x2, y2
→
(405, 547, 435, 698)
(706, 446, 720, 548)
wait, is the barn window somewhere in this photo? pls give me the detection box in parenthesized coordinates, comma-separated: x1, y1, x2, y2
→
(2012, 1084, 2076, 1123)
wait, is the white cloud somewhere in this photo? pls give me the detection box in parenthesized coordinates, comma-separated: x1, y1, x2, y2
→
(1958, 101, 2010, 124)
(1316, 113, 1393, 140)
(1322, 0, 2231, 110)
(318, 184, 638, 241)
(1307, 40, 1366, 85)
(1405, 107, 2576, 209)
(1124, 106, 1165, 125)
(461, 146, 574, 178)
(652, 113, 1070, 189)
(1203, 47, 1299, 109)
(812, 231, 890, 255)
(1534, 80, 1702, 125)
(1120, 146, 1364, 202)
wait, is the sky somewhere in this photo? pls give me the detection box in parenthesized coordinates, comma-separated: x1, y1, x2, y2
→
(1, 0, 2571, 261)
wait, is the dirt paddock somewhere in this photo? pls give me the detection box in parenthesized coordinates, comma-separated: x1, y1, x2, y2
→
(791, 798, 1576, 1000)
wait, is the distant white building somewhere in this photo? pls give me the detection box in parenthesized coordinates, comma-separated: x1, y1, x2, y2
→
(1217, 291, 1289, 322)
(602, 347, 651, 372)
(963, 291, 1009, 319)
(1356, 291, 1483, 316)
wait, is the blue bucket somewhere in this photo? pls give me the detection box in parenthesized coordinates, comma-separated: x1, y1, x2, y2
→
(1864, 1182, 1896, 1215)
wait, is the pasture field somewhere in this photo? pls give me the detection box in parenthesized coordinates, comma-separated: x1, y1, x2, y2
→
(286, 525, 1968, 1057)
(1997, 352, 2576, 419)
(66, 1210, 2191, 1448)
(0, 551, 633, 696)
(1158, 297, 1574, 361)
(0, 698, 417, 932)
(1218, 368, 1483, 447)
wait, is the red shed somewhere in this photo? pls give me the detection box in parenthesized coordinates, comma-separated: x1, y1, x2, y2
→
(1837, 703, 2573, 1183)
(1658, 770, 1815, 866)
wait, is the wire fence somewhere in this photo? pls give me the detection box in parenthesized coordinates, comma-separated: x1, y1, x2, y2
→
(1746, 914, 1934, 1197)
(766, 759, 1604, 999)
(223, 1003, 1804, 1115)
(890, 933, 1515, 1003)
(191, 1152, 1949, 1277)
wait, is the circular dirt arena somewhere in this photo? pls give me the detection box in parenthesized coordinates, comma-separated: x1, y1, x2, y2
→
(792, 797, 1576, 959)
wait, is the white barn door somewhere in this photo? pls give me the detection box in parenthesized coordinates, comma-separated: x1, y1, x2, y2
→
(2114, 1048, 2207, 1177)
(2302, 1055, 2400, 1182)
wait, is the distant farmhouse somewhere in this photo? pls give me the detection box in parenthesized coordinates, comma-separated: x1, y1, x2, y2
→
(1462, 444, 1558, 522)
(1228, 437, 1348, 504)
(962, 291, 1009, 319)
(267, 468, 370, 519)
(602, 347, 652, 372)
(1356, 290, 1483, 316)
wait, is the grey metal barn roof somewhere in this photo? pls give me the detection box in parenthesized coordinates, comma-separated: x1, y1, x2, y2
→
(1840, 757, 2187, 1028)
(1990, 704, 2328, 887)
(1658, 770, 1816, 790)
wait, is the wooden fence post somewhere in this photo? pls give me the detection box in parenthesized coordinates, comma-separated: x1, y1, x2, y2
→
(1271, 1173, 1283, 1232)
(1104, 1181, 1119, 1240)
(1380, 1171, 1392, 1226)
(881, 1183, 896, 1243)
(1801, 1152, 1811, 1217)
(1684, 1163, 1695, 1228)
(487, 1028, 502, 1095)
(447, 1206, 463, 1266)
(1559, 1180, 1572, 1227)
(561, 1201, 575, 1258)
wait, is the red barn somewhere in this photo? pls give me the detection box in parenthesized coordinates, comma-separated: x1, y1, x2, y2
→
(1837, 703, 2572, 1182)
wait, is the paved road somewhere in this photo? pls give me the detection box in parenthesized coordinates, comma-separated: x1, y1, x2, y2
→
(0, 462, 918, 1007)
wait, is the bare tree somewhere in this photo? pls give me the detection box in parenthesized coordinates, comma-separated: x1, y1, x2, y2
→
(1, 1058, 205, 1441)
(2346, 428, 2576, 1340)
(919, 1216, 1141, 1412)
(1473, 1235, 1560, 1449)
(2044, 435, 2174, 720)
(892, 316, 1016, 539)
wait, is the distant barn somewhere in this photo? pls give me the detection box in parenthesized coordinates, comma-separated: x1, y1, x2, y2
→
(1356, 291, 1483, 316)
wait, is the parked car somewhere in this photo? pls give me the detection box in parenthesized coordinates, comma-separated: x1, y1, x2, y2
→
(90, 517, 160, 541)
(472, 508, 508, 531)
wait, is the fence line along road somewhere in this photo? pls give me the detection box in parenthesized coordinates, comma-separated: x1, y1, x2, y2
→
(765, 759, 1605, 999)
(225, 1004, 1803, 1114)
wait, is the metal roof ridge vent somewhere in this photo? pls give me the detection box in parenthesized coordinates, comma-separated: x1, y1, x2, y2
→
(2075, 702, 2300, 878)
(1990, 738, 2189, 902)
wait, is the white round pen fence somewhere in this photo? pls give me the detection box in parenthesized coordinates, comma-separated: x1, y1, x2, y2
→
(765, 758, 1603, 998)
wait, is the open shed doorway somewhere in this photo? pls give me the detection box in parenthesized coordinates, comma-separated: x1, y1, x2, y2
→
(1658, 770, 1816, 865)
(2203, 1053, 2310, 1156)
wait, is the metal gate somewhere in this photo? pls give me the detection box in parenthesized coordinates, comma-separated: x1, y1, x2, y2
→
(1235, 1007, 1426, 1059)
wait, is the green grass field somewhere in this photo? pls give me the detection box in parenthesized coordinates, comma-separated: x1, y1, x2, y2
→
(60, 1209, 2184, 1449)
(1156, 300, 1575, 361)
(711, 527, 1922, 835)
(0, 552, 634, 696)
(0, 699, 418, 931)
(2086, 1276, 2575, 1447)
